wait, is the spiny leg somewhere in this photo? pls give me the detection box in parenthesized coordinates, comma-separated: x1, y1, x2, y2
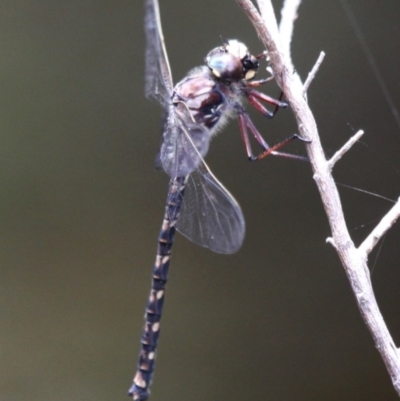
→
(256, 134, 310, 161)
(238, 111, 309, 162)
(247, 89, 287, 119)
(246, 76, 274, 87)
(238, 111, 270, 160)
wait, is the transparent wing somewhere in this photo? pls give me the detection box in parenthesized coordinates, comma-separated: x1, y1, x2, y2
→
(145, 0, 244, 253)
(177, 163, 245, 254)
(161, 108, 244, 253)
(144, 0, 173, 108)
(160, 106, 210, 177)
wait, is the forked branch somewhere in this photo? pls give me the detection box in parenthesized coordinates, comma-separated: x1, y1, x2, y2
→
(303, 51, 326, 95)
(328, 129, 364, 169)
(236, 0, 400, 395)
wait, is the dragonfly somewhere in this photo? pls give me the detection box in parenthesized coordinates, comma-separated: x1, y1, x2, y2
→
(129, 0, 306, 399)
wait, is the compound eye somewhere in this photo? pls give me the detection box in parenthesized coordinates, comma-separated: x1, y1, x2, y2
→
(242, 59, 255, 70)
(242, 57, 259, 80)
(207, 52, 243, 81)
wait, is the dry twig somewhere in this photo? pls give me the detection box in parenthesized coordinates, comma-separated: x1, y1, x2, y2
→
(328, 129, 364, 169)
(236, 0, 400, 395)
(303, 51, 326, 95)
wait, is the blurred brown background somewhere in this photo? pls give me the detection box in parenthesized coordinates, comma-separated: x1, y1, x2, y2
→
(1, 0, 400, 400)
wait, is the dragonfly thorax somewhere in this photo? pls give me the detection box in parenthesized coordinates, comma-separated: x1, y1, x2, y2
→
(173, 67, 230, 131)
(206, 39, 259, 83)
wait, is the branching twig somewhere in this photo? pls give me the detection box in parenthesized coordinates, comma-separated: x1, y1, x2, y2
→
(280, 1, 326, 94)
(328, 129, 364, 169)
(303, 51, 326, 94)
(359, 198, 400, 256)
(279, 0, 302, 69)
(236, 0, 400, 395)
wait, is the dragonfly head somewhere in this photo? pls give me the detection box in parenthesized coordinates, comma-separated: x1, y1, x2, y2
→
(206, 39, 259, 83)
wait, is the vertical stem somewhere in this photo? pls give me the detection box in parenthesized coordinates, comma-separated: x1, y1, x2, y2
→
(237, 0, 400, 395)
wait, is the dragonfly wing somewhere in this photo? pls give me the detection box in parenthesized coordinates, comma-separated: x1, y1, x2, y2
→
(177, 164, 245, 254)
(144, 0, 173, 108)
(160, 107, 210, 177)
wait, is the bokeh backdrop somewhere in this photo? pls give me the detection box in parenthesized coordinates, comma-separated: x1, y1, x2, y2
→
(1, 0, 400, 400)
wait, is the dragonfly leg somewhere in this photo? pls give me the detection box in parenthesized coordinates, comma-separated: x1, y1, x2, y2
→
(237, 109, 310, 162)
(256, 134, 310, 161)
(247, 89, 287, 119)
(246, 76, 274, 87)
(238, 111, 270, 160)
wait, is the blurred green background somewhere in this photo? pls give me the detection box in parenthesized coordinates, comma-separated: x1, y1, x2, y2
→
(1, 0, 400, 400)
